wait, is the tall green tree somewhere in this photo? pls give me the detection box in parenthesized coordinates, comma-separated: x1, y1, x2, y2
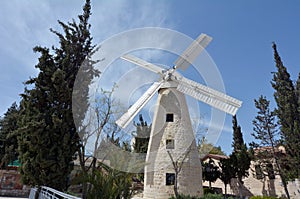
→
(202, 158, 220, 189)
(133, 114, 151, 154)
(251, 95, 290, 199)
(271, 42, 300, 179)
(232, 115, 244, 152)
(296, 73, 300, 112)
(132, 114, 151, 182)
(231, 115, 251, 198)
(219, 157, 235, 199)
(0, 102, 20, 168)
(17, 0, 99, 191)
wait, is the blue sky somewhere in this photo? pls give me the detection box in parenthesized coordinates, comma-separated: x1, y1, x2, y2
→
(1, 0, 300, 154)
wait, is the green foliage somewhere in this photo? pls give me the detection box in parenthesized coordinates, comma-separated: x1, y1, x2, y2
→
(271, 42, 300, 180)
(82, 164, 132, 199)
(132, 114, 151, 181)
(17, 0, 99, 191)
(231, 144, 251, 181)
(200, 194, 229, 199)
(231, 116, 251, 182)
(251, 95, 290, 198)
(232, 115, 244, 152)
(209, 146, 226, 155)
(249, 196, 280, 199)
(203, 188, 215, 195)
(133, 114, 151, 154)
(199, 137, 226, 157)
(251, 96, 279, 148)
(202, 158, 220, 188)
(169, 193, 234, 199)
(0, 102, 20, 168)
(218, 157, 235, 196)
(296, 73, 300, 110)
(230, 115, 251, 198)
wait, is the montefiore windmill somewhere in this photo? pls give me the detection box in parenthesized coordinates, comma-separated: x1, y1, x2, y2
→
(116, 33, 242, 198)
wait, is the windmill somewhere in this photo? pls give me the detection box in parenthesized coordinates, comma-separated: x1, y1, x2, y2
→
(116, 34, 242, 198)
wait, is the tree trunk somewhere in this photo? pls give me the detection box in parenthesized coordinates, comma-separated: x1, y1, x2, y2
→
(224, 183, 227, 199)
(280, 175, 290, 199)
(270, 140, 290, 199)
(237, 180, 243, 199)
(78, 146, 88, 199)
(174, 173, 179, 198)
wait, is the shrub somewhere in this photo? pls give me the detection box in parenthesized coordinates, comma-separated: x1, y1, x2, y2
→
(250, 196, 279, 199)
(169, 193, 228, 199)
(200, 193, 224, 199)
(169, 194, 197, 199)
(203, 188, 215, 195)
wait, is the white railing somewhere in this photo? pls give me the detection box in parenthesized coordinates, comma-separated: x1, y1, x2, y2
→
(29, 186, 81, 199)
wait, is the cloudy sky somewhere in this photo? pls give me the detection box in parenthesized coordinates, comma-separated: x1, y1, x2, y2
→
(1, 0, 300, 154)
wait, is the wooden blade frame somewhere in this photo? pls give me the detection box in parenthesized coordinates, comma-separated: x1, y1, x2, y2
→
(176, 76, 242, 115)
(174, 33, 212, 70)
(116, 81, 163, 128)
(121, 54, 164, 75)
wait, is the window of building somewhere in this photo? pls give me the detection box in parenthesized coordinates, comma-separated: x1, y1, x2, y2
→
(166, 139, 175, 149)
(255, 165, 263, 179)
(266, 163, 275, 180)
(166, 173, 175, 185)
(166, 113, 174, 122)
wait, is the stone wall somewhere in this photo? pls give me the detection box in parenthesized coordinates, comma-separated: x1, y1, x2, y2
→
(144, 88, 203, 199)
(0, 169, 30, 197)
(202, 158, 300, 199)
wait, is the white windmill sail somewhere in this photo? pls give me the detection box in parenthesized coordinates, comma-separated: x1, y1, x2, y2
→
(116, 33, 242, 129)
(116, 81, 164, 128)
(121, 54, 164, 75)
(176, 76, 242, 115)
(174, 33, 212, 70)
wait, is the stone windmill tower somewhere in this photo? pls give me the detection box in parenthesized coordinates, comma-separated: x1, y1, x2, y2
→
(116, 34, 242, 198)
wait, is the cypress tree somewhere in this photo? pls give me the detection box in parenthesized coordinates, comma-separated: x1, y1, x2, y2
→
(231, 115, 251, 198)
(133, 114, 151, 154)
(271, 43, 300, 179)
(17, 0, 99, 191)
(232, 115, 244, 152)
(131, 114, 151, 182)
(296, 73, 300, 111)
(0, 102, 20, 168)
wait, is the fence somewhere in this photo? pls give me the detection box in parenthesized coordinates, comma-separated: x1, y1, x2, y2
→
(29, 186, 81, 199)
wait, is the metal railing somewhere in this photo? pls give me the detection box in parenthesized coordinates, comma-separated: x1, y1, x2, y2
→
(29, 186, 81, 199)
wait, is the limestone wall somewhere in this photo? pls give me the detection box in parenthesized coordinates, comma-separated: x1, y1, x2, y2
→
(202, 159, 300, 199)
(144, 88, 203, 199)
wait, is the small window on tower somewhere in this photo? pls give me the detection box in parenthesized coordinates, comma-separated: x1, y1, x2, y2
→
(166, 113, 174, 122)
(267, 163, 275, 180)
(166, 139, 175, 149)
(166, 173, 175, 185)
(255, 165, 263, 179)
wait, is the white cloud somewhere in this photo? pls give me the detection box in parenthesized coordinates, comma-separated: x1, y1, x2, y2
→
(90, 0, 172, 42)
(0, 0, 173, 116)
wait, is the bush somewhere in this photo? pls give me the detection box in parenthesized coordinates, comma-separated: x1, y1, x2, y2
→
(250, 196, 279, 199)
(200, 193, 224, 199)
(203, 188, 215, 195)
(169, 193, 229, 199)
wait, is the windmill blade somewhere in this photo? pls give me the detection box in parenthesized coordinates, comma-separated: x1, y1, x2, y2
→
(174, 33, 212, 70)
(121, 54, 164, 75)
(176, 77, 242, 115)
(116, 81, 164, 128)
